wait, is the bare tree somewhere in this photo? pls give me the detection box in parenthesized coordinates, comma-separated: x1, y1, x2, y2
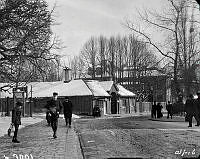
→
(0, 0, 61, 85)
(125, 0, 200, 99)
(80, 37, 98, 78)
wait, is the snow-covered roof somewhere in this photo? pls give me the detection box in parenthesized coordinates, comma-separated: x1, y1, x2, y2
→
(27, 81, 62, 97)
(33, 80, 93, 97)
(99, 81, 114, 91)
(0, 80, 135, 98)
(117, 84, 136, 97)
(85, 80, 110, 97)
(99, 81, 135, 97)
(0, 83, 13, 98)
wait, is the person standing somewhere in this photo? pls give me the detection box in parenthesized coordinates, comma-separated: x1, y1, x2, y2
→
(185, 94, 199, 127)
(194, 91, 200, 126)
(157, 103, 163, 118)
(151, 101, 157, 118)
(46, 92, 62, 138)
(11, 101, 22, 143)
(62, 97, 73, 128)
(166, 101, 173, 119)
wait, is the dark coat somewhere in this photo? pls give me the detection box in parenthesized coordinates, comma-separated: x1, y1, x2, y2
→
(185, 98, 195, 115)
(45, 99, 62, 112)
(194, 98, 200, 114)
(166, 103, 172, 113)
(45, 99, 62, 120)
(63, 100, 73, 117)
(12, 107, 22, 125)
(152, 104, 157, 113)
(156, 104, 163, 118)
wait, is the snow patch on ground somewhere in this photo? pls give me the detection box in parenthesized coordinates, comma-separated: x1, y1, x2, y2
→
(0, 117, 43, 137)
(33, 113, 80, 119)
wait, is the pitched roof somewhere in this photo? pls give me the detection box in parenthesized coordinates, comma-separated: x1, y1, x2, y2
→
(0, 80, 135, 98)
(117, 84, 136, 97)
(33, 80, 93, 97)
(99, 81, 136, 97)
(99, 81, 114, 91)
(85, 80, 110, 97)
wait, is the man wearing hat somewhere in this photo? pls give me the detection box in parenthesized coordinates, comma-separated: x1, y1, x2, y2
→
(45, 92, 62, 138)
(62, 96, 73, 128)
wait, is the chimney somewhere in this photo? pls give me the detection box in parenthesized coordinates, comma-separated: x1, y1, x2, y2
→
(63, 67, 71, 82)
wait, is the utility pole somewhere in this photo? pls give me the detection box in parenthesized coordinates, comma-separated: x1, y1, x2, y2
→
(30, 85, 33, 117)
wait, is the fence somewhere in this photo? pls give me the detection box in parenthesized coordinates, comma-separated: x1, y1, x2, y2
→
(0, 97, 33, 117)
(135, 102, 166, 113)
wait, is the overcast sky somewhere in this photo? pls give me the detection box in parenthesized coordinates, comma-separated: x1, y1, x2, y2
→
(46, 0, 164, 63)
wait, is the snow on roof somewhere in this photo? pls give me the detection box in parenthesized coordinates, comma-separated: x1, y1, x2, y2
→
(99, 81, 114, 91)
(0, 80, 135, 98)
(33, 79, 93, 97)
(85, 80, 110, 97)
(27, 81, 62, 97)
(27, 81, 63, 98)
(117, 84, 136, 97)
(0, 83, 13, 98)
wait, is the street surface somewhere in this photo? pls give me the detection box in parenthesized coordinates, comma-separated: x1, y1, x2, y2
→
(0, 119, 82, 159)
(74, 115, 200, 159)
(1, 114, 200, 159)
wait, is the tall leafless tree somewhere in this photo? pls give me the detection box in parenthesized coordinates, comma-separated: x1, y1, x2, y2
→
(0, 0, 62, 86)
(125, 0, 200, 100)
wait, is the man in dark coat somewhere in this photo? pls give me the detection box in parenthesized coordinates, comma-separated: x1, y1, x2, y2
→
(93, 105, 101, 117)
(151, 101, 157, 118)
(156, 103, 163, 118)
(185, 94, 199, 127)
(166, 101, 173, 119)
(62, 97, 73, 128)
(194, 91, 200, 126)
(45, 92, 62, 138)
(11, 101, 22, 143)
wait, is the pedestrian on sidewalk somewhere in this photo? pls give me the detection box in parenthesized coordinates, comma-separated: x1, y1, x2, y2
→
(185, 94, 199, 127)
(166, 101, 173, 119)
(151, 101, 157, 118)
(62, 96, 73, 128)
(193, 91, 200, 126)
(11, 101, 22, 143)
(156, 103, 163, 118)
(46, 92, 62, 138)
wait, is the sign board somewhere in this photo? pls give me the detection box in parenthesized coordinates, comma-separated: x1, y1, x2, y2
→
(14, 92, 23, 98)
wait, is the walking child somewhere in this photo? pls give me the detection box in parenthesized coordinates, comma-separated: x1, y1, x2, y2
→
(11, 101, 22, 143)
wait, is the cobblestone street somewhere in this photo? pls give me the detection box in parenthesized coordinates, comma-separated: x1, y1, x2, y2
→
(0, 119, 83, 159)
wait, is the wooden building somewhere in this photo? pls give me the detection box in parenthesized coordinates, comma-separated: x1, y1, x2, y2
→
(100, 81, 136, 114)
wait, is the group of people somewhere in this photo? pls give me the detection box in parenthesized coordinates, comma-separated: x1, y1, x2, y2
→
(9, 92, 73, 143)
(185, 92, 200, 127)
(151, 102, 163, 118)
(44, 92, 73, 138)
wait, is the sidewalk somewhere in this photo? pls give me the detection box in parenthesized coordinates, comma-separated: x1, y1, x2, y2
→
(0, 118, 83, 159)
(0, 116, 43, 137)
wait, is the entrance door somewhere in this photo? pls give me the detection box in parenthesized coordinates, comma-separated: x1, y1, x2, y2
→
(111, 92, 117, 114)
